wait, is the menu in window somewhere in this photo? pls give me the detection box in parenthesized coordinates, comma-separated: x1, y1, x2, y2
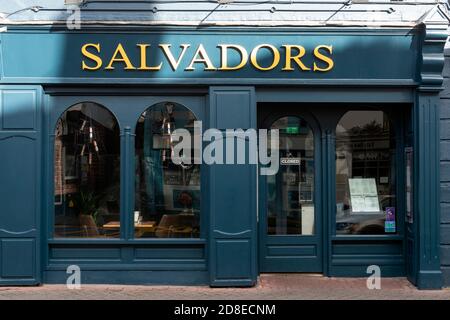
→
(348, 178, 380, 213)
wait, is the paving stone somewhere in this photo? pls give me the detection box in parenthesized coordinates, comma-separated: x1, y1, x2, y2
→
(0, 275, 449, 300)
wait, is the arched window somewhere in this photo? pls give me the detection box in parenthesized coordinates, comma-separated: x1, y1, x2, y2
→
(267, 116, 315, 236)
(54, 102, 120, 238)
(335, 111, 396, 235)
(135, 102, 200, 238)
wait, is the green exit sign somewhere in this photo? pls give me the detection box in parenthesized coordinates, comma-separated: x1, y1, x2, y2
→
(285, 127, 299, 134)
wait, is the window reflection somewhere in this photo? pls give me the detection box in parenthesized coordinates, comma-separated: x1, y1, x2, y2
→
(54, 102, 121, 238)
(335, 111, 396, 235)
(135, 102, 200, 238)
(267, 116, 315, 236)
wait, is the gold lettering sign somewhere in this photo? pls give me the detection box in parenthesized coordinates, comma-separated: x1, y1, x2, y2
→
(81, 43, 334, 72)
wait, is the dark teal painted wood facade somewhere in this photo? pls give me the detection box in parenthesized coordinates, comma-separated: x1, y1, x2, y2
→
(439, 44, 450, 287)
(208, 87, 257, 286)
(0, 24, 447, 289)
(0, 85, 42, 285)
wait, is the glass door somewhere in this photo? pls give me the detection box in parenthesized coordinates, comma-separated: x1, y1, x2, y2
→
(259, 113, 322, 272)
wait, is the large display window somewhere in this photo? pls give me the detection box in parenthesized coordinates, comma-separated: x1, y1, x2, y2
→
(335, 110, 397, 235)
(134, 102, 201, 238)
(54, 102, 121, 238)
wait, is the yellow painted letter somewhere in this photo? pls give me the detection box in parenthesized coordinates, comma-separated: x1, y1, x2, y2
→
(218, 44, 248, 71)
(250, 44, 280, 71)
(313, 45, 334, 72)
(81, 43, 102, 71)
(137, 44, 162, 71)
(282, 45, 310, 71)
(105, 43, 136, 70)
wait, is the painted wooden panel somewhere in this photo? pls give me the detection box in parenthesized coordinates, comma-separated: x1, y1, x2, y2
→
(134, 247, 204, 260)
(50, 247, 122, 260)
(214, 91, 251, 130)
(331, 253, 404, 270)
(332, 243, 403, 255)
(1, 90, 36, 130)
(47, 244, 207, 272)
(212, 165, 253, 232)
(331, 256, 404, 266)
(267, 245, 316, 257)
(44, 270, 208, 285)
(215, 240, 252, 280)
(208, 87, 257, 287)
(0, 86, 41, 286)
(0, 135, 36, 233)
(1, 239, 35, 278)
(330, 240, 405, 277)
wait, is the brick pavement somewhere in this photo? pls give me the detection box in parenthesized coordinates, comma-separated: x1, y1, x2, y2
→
(0, 274, 449, 300)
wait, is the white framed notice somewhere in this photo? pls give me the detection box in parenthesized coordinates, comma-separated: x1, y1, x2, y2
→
(348, 178, 380, 213)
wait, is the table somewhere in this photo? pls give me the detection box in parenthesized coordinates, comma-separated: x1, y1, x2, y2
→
(103, 221, 156, 237)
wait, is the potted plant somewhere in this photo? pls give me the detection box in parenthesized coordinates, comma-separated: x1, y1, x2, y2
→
(75, 188, 101, 237)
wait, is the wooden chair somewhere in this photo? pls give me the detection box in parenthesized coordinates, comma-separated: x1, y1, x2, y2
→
(155, 213, 196, 238)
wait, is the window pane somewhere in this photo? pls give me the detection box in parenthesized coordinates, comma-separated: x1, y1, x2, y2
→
(54, 102, 121, 238)
(135, 102, 200, 238)
(267, 116, 315, 236)
(335, 111, 396, 235)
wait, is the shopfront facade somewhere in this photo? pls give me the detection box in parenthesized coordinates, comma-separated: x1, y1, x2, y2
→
(0, 1, 448, 289)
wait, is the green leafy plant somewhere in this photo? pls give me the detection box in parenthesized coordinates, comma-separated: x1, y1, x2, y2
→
(75, 188, 102, 222)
